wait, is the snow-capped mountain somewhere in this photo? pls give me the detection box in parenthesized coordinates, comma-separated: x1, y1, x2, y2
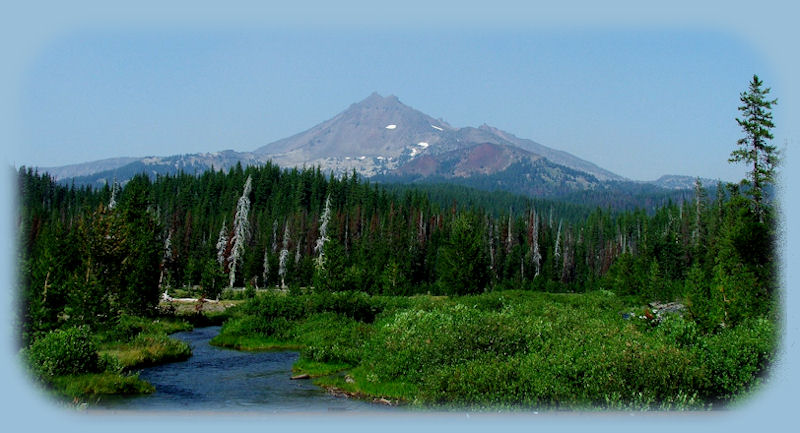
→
(253, 93, 625, 182)
(253, 93, 454, 176)
(36, 93, 706, 200)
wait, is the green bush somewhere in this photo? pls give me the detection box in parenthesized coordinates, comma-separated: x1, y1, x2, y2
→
(219, 314, 293, 340)
(240, 292, 306, 320)
(307, 291, 379, 322)
(95, 315, 192, 346)
(236, 290, 383, 323)
(364, 304, 531, 384)
(98, 353, 124, 374)
(357, 292, 713, 409)
(455, 291, 511, 311)
(655, 314, 700, 348)
(26, 326, 100, 380)
(295, 312, 373, 364)
(96, 314, 146, 344)
(695, 317, 776, 401)
(420, 353, 527, 407)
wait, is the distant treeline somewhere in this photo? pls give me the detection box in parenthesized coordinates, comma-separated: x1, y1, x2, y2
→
(374, 161, 703, 213)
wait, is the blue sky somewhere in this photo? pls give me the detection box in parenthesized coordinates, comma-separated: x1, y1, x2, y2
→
(13, 27, 780, 182)
(2, 2, 800, 432)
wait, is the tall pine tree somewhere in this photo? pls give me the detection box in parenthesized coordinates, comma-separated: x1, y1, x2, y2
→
(729, 74, 778, 222)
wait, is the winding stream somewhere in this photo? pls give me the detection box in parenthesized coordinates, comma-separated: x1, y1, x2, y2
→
(98, 326, 386, 413)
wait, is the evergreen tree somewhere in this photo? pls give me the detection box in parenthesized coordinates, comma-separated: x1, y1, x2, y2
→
(691, 179, 707, 253)
(116, 175, 163, 316)
(437, 213, 489, 295)
(729, 74, 778, 222)
(313, 238, 347, 292)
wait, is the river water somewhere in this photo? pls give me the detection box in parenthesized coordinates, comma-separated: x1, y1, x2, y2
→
(98, 326, 386, 413)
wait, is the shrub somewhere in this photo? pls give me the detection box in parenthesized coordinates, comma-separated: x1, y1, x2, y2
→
(695, 317, 776, 402)
(95, 315, 192, 346)
(655, 314, 700, 348)
(295, 312, 373, 364)
(96, 314, 146, 344)
(26, 326, 100, 380)
(308, 291, 379, 322)
(420, 353, 526, 407)
(244, 283, 256, 299)
(219, 314, 293, 340)
(98, 353, 124, 374)
(364, 304, 531, 384)
(240, 292, 306, 320)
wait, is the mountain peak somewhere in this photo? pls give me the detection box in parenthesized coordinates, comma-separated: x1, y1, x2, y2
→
(363, 91, 384, 101)
(251, 94, 626, 182)
(354, 92, 402, 108)
(255, 92, 450, 164)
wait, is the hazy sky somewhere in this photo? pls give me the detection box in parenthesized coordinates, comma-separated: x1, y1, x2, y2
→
(11, 19, 785, 183)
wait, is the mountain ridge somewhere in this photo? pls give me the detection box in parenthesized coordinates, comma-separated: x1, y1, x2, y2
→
(33, 93, 712, 196)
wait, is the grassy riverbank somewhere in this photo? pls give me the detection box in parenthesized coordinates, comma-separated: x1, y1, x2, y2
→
(95, 315, 194, 370)
(22, 298, 242, 403)
(24, 315, 194, 401)
(213, 290, 777, 410)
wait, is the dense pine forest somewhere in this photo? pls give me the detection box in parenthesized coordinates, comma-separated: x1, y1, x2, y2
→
(17, 159, 776, 340)
(15, 75, 780, 409)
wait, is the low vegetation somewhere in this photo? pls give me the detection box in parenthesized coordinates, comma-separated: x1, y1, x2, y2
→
(213, 290, 776, 410)
(22, 315, 193, 402)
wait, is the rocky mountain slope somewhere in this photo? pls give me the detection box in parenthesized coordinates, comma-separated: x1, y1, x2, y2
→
(253, 93, 624, 182)
(35, 93, 711, 200)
